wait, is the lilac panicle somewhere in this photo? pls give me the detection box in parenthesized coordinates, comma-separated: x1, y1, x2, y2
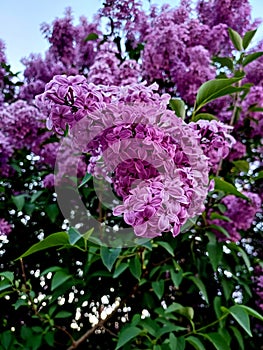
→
(0, 218, 12, 236)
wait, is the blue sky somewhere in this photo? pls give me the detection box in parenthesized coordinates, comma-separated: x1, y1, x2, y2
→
(0, 0, 262, 74)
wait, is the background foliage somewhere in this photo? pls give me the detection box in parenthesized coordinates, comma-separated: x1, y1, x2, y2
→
(0, 0, 262, 349)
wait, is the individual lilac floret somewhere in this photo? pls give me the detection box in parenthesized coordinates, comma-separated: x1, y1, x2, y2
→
(189, 119, 235, 171)
(208, 191, 262, 242)
(0, 218, 12, 236)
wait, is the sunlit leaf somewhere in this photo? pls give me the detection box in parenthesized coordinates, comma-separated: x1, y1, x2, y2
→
(228, 28, 243, 51)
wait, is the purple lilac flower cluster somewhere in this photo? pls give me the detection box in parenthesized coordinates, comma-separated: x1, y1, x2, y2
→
(209, 191, 262, 242)
(38, 75, 212, 237)
(189, 119, 235, 171)
(20, 9, 100, 101)
(239, 86, 263, 138)
(0, 39, 7, 104)
(0, 218, 12, 236)
(141, 5, 221, 104)
(0, 131, 14, 177)
(227, 141, 247, 161)
(0, 100, 44, 150)
(0, 101, 47, 176)
(197, 0, 255, 36)
(253, 265, 263, 311)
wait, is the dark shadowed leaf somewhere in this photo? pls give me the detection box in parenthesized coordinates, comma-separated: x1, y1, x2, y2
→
(51, 270, 72, 291)
(115, 326, 141, 349)
(203, 332, 231, 350)
(17, 232, 69, 259)
(129, 255, 142, 280)
(152, 280, 164, 300)
(229, 305, 252, 337)
(100, 246, 121, 272)
(186, 336, 206, 350)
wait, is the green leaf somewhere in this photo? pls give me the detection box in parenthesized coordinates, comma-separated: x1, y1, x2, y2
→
(165, 302, 184, 313)
(188, 276, 209, 303)
(158, 241, 174, 256)
(171, 270, 183, 288)
(44, 332, 55, 347)
(84, 33, 99, 41)
(1, 330, 15, 349)
(0, 279, 12, 292)
(12, 194, 25, 211)
(54, 311, 72, 318)
(68, 227, 82, 245)
(191, 113, 218, 122)
(213, 296, 222, 319)
(172, 337, 185, 350)
(186, 336, 206, 350)
(51, 270, 72, 291)
(30, 191, 43, 203)
(169, 333, 177, 350)
(152, 280, 164, 300)
(242, 29, 257, 50)
(78, 172, 92, 188)
(232, 160, 249, 173)
(82, 228, 94, 241)
(228, 244, 251, 271)
(208, 224, 230, 239)
(203, 332, 231, 350)
(169, 98, 186, 119)
(17, 232, 69, 259)
(243, 51, 263, 66)
(212, 56, 234, 71)
(194, 76, 244, 112)
(254, 170, 263, 180)
(221, 279, 233, 301)
(115, 326, 141, 349)
(13, 298, 28, 310)
(129, 255, 142, 280)
(230, 326, 244, 350)
(229, 305, 252, 337)
(238, 305, 263, 321)
(207, 241, 223, 271)
(140, 318, 159, 336)
(113, 263, 129, 278)
(100, 246, 121, 272)
(40, 266, 63, 276)
(213, 178, 248, 200)
(210, 212, 231, 222)
(228, 28, 243, 51)
(45, 203, 60, 223)
(0, 272, 14, 283)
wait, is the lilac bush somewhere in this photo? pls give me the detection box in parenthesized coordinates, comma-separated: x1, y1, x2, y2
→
(0, 0, 262, 349)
